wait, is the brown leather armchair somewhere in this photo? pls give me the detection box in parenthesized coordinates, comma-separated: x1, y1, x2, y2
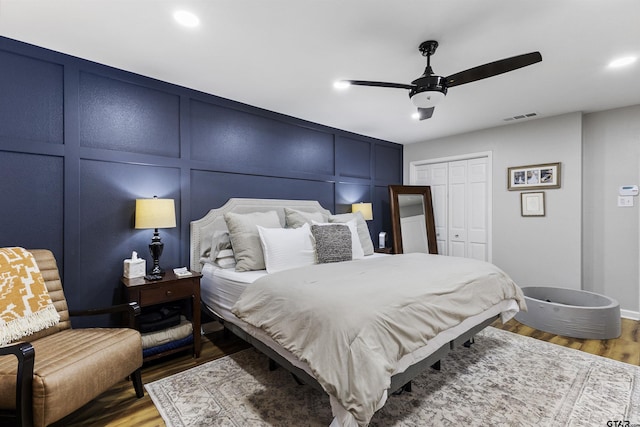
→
(0, 249, 144, 427)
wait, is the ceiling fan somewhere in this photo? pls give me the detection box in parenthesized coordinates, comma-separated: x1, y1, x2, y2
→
(339, 40, 542, 120)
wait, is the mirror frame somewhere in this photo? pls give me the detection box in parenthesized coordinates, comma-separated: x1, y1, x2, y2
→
(388, 185, 438, 255)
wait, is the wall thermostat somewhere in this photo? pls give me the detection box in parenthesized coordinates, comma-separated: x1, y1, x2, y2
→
(619, 185, 639, 196)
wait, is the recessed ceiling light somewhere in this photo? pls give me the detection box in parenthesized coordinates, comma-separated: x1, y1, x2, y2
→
(608, 56, 637, 68)
(173, 10, 200, 28)
(411, 112, 420, 120)
(333, 80, 351, 90)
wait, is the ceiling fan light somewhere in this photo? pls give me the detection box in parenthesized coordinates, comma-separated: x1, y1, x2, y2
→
(608, 56, 637, 68)
(173, 10, 200, 28)
(410, 90, 446, 108)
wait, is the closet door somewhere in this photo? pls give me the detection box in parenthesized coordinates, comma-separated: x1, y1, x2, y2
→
(448, 161, 467, 257)
(411, 156, 489, 261)
(467, 157, 488, 261)
(414, 162, 448, 254)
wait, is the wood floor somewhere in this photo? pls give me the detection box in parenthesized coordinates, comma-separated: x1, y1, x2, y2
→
(50, 318, 640, 426)
(493, 317, 640, 365)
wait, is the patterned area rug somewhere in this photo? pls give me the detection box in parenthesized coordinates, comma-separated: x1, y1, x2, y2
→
(146, 327, 640, 426)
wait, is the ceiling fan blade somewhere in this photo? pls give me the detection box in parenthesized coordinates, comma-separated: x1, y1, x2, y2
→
(446, 52, 542, 87)
(344, 80, 415, 90)
(418, 107, 435, 120)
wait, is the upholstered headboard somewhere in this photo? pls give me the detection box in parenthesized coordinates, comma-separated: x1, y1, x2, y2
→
(190, 198, 332, 272)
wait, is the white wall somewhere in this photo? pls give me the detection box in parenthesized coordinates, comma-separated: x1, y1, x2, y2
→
(404, 113, 583, 291)
(583, 105, 640, 313)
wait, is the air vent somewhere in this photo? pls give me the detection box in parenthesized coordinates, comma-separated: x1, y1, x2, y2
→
(503, 112, 538, 122)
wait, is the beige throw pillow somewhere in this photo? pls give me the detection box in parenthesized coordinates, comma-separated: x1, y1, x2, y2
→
(224, 211, 281, 271)
(284, 207, 328, 228)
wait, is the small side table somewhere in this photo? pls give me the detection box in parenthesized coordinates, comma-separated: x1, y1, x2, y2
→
(121, 270, 202, 361)
(374, 247, 394, 254)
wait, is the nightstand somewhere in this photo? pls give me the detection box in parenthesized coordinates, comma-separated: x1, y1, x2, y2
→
(121, 270, 202, 361)
(374, 247, 394, 254)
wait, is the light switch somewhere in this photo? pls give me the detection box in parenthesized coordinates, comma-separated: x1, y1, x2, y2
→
(618, 196, 634, 207)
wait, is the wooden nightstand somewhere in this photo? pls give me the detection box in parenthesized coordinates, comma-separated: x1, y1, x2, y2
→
(374, 247, 394, 254)
(121, 270, 202, 361)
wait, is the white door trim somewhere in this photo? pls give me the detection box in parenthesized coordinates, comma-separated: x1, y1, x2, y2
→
(638, 154, 640, 317)
(409, 151, 493, 262)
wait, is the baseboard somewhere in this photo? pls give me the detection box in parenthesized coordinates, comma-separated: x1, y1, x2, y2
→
(621, 309, 640, 320)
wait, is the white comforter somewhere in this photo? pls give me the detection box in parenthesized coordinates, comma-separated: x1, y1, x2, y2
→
(232, 253, 525, 426)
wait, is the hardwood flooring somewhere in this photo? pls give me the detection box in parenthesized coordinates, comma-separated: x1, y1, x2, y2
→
(51, 318, 639, 426)
(493, 316, 640, 365)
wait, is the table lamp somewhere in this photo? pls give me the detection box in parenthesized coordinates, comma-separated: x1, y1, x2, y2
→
(135, 196, 176, 275)
(351, 202, 373, 221)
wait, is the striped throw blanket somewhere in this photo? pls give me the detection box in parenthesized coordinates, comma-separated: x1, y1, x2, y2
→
(0, 247, 60, 345)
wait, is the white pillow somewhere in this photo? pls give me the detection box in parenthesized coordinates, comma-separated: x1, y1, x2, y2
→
(257, 223, 316, 273)
(217, 249, 234, 258)
(329, 211, 374, 255)
(216, 257, 236, 269)
(312, 219, 364, 259)
(215, 249, 236, 269)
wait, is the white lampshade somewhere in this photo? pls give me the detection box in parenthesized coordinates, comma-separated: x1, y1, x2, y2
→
(411, 90, 446, 108)
(135, 198, 176, 229)
(351, 202, 373, 221)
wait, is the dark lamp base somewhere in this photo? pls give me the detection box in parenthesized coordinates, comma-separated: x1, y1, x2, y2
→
(150, 265, 164, 275)
(149, 229, 165, 276)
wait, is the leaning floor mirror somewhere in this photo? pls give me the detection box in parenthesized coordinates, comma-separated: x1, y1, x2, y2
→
(388, 185, 438, 255)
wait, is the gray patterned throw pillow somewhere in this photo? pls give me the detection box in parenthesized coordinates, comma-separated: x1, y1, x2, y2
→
(311, 224, 352, 263)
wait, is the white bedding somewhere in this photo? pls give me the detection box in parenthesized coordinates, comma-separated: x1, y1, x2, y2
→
(202, 260, 517, 375)
(232, 253, 525, 426)
(201, 262, 266, 319)
(201, 254, 523, 426)
(201, 253, 389, 320)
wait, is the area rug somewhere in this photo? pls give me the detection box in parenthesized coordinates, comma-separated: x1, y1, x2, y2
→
(146, 327, 640, 426)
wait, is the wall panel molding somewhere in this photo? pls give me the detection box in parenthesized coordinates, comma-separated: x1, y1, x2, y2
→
(79, 71, 181, 157)
(0, 35, 402, 324)
(0, 49, 63, 144)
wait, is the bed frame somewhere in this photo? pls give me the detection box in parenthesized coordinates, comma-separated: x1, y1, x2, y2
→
(190, 198, 498, 401)
(218, 307, 495, 394)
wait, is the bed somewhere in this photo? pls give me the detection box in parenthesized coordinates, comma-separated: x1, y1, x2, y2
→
(190, 198, 525, 427)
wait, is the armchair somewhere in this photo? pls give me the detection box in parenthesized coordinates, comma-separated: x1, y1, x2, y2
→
(0, 249, 144, 427)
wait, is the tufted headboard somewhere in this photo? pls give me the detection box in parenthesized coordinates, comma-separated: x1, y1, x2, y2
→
(190, 198, 331, 272)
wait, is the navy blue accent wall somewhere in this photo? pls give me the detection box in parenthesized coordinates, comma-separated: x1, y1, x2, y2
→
(0, 36, 402, 326)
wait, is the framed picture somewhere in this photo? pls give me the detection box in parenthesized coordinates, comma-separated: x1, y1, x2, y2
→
(521, 192, 545, 216)
(507, 162, 561, 190)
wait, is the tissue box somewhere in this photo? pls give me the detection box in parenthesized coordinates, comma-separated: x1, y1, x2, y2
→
(124, 258, 146, 279)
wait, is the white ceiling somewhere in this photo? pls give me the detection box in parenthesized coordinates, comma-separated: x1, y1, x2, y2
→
(1, 0, 639, 145)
